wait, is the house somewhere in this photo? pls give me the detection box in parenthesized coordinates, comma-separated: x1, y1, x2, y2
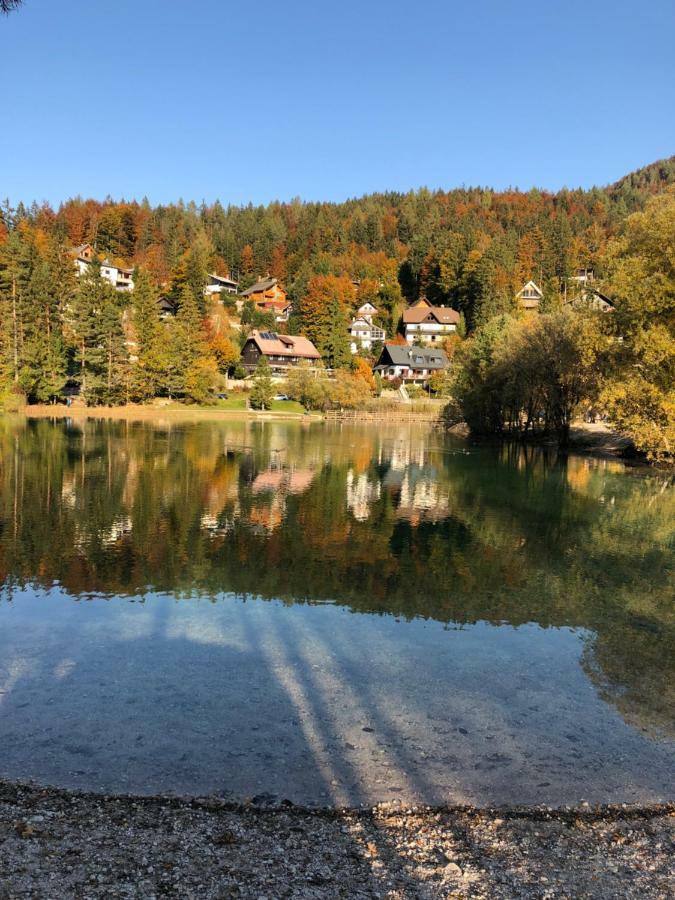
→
(240, 276, 287, 307)
(402, 298, 460, 345)
(101, 258, 134, 292)
(516, 280, 543, 311)
(348, 317, 386, 354)
(355, 301, 378, 322)
(374, 343, 448, 383)
(240, 329, 321, 375)
(255, 298, 292, 324)
(157, 295, 176, 319)
(71, 244, 134, 292)
(565, 287, 615, 312)
(72, 243, 95, 275)
(205, 272, 239, 297)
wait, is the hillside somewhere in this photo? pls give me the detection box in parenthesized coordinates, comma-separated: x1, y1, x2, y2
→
(2, 158, 674, 331)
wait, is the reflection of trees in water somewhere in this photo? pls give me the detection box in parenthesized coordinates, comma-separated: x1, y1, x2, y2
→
(0, 417, 673, 736)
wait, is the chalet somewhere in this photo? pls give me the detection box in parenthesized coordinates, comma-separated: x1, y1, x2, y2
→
(157, 295, 176, 319)
(565, 287, 615, 312)
(348, 317, 385, 354)
(402, 298, 460, 345)
(240, 329, 321, 375)
(255, 298, 292, 324)
(72, 243, 95, 275)
(101, 258, 134, 291)
(241, 276, 287, 307)
(205, 272, 239, 297)
(374, 343, 448, 383)
(71, 244, 134, 292)
(355, 301, 378, 322)
(516, 280, 543, 311)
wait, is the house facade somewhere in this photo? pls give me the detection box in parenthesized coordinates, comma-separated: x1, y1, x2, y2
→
(355, 301, 378, 322)
(374, 343, 448, 383)
(256, 298, 292, 323)
(241, 277, 287, 307)
(71, 244, 134, 291)
(516, 280, 543, 311)
(402, 298, 460, 345)
(348, 317, 386, 354)
(240, 330, 321, 375)
(205, 272, 239, 297)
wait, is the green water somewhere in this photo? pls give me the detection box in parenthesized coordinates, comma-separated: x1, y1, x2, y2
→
(0, 416, 672, 804)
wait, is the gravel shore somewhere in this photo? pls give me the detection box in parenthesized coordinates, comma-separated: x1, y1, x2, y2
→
(0, 781, 672, 898)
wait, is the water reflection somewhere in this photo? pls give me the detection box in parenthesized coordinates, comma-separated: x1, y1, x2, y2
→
(0, 416, 673, 802)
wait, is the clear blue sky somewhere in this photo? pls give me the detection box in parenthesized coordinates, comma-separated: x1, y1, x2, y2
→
(2, 0, 674, 207)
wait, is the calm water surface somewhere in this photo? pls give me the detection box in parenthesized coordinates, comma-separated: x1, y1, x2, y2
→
(0, 416, 673, 806)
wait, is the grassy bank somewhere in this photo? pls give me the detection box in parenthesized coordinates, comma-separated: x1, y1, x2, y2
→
(19, 400, 313, 422)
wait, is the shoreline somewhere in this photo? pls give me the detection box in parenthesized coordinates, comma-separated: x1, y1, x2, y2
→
(17, 403, 322, 423)
(1, 780, 672, 898)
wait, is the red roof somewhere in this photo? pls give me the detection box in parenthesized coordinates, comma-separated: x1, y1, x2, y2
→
(248, 330, 320, 359)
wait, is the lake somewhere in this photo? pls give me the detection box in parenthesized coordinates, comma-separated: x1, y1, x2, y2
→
(0, 416, 673, 806)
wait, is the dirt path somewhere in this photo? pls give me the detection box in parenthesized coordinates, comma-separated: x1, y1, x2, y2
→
(1, 782, 672, 898)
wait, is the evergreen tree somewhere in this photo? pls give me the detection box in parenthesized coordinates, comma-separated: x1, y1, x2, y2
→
(168, 283, 216, 401)
(131, 269, 167, 400)
(69, 262, 127, 405)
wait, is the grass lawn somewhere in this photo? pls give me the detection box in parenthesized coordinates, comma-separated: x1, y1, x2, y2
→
(268, 399, 306, 414)
(211, 395, 248, 410)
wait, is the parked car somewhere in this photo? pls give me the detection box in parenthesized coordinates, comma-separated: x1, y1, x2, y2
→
(217, 393, 229, 400)
(273, 393, 290, 401)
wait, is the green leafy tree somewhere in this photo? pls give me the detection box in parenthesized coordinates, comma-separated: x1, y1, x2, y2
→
(249, 355, 274, 409)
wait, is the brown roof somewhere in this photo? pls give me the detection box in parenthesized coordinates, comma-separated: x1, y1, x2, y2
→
(247, 330, 320, 359)
(402, 305, 460, 325)
(241, 277, 281, 297)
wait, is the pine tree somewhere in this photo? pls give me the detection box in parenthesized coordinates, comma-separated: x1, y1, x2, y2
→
(168, 283, 216, 401)
(68, 262, 127, 405)
(131, 269, 167, 400)
(317, 294, 351, 369)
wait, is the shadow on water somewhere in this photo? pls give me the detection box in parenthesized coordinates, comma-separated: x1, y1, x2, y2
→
(0, 415, 673, 815)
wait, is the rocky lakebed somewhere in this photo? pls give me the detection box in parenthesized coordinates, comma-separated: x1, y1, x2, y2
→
(0, 781, 673, 899)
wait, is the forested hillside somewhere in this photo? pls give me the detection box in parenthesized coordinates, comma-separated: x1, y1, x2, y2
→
(0, 157, 673, 457)
(2, 156, 674, 330)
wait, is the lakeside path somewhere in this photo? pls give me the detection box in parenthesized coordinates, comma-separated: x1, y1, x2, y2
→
(1, 782, 672, 899)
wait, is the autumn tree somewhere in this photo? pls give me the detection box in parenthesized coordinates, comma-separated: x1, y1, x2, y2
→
(600, 188, 675, 458)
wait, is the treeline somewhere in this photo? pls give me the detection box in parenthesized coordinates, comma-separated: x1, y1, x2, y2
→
(447, 189, 675, 459)
(0, 158, 673, 446)
(2, 155, 674, 327)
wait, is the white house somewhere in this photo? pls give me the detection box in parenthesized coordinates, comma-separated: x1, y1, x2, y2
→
(205, 272, 239, 297)
(355, 301, 379, 322)
(402, 298, 460, 345)
(71, 244, 134, 291)
(100, 259, 134, 291)
(348, 317, 386, 354)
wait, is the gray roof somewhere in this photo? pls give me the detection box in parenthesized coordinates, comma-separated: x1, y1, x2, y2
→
(241, 277, 278, 296)
(376, 344, 448, 370)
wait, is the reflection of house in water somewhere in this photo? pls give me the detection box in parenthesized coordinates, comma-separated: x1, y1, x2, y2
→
(251, 467, 316, 495)
(75, 515, 133, 550)
(346, 470, 381, 521)
(395, 470, 449, 524)
(247, 465, 317, 533)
